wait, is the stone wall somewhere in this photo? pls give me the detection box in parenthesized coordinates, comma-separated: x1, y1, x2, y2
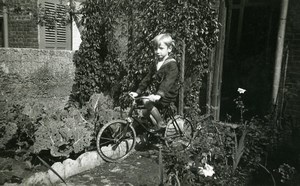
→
(0, 48, 74, 117)
(285, 0, 300, 126)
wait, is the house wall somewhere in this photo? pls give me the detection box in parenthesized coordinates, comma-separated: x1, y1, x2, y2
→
(8, 0, 39, 48)
(285, 0, 300, 126)
(72, 21, 82, 51)
(0, 48, 74, 118)
(3, 0, 82, 50)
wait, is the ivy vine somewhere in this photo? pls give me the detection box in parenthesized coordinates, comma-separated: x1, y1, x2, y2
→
(70, 0, 220, 111)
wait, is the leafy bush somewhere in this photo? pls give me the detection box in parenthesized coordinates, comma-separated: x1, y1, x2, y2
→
(33, 108, 93, 157)
(163, 92, 276, 185)
(34, 93, 121, 158)
(69, 0, 124, 107)
(163, 120, 248, 185)
(0, 104, 36, 157)
(0, 122, 18, 149)
(0, 93, 122, 160)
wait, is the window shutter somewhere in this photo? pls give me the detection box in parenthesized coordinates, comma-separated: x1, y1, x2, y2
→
(44, 2, 56, 48)
(40, 0, 71, 50)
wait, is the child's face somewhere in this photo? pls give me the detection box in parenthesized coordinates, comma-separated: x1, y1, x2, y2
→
(154, 42, 171, 61)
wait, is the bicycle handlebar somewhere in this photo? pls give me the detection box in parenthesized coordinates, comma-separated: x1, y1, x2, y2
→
(129, 93, 150, 100)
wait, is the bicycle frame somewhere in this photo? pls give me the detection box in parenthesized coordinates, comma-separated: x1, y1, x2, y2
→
(164, 108, 185, 136)
(126, 99, 153, 133)
(126, 97, 185, 136)
(96, 96, 194, 162)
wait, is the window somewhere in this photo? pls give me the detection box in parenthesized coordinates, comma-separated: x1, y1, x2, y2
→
(39, 0, 71, 50)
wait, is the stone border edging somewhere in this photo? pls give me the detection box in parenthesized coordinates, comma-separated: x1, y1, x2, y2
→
(20, 151, 105, 185)
(17, 138, 140, 185)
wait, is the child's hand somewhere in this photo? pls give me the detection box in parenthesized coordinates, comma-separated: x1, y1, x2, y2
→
(129, 92, 138, 98)
(148, 94, 161, 102)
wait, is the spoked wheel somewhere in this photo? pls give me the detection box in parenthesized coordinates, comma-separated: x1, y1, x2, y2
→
(164, 115, 194, 151)
(96, 119, 136, 162)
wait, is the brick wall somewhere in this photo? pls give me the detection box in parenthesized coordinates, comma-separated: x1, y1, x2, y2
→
(0, 48, 74, 118)
(285, 0, 300, 126)
(8, 0, 39, 48)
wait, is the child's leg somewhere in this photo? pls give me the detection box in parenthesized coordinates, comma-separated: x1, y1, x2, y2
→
(143, 101, 164, 128)
(150, 106, 165, 128)
(142, 108, 154, 123)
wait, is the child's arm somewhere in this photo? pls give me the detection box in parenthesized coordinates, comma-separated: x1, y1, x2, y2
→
(136, 64, 155, 95)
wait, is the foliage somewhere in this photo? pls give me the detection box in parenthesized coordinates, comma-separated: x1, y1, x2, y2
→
(276, 163, 296, 184)
(70, 0, 219, 109)
(163, 91, 276, 185)
(0, 93, 121, 160)
(0, 102, 90, 159)
(0, 104, 36, 159)
(0, 122, 18, 149)
(0, 0, 37, 15)
(163, 120, 247, 185)
(0, 0, 83, 28)
(118, 0, 220, 108)
(69, 0, 124, 107)
(79, 93, 123, 133)
(33, 93, 121, 158)
(33, 108, 93, 157)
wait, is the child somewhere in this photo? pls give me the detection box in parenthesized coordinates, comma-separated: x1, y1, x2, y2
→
(130, 33, 179, 131)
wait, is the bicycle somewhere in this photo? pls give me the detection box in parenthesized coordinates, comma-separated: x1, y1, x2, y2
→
(96, 95, 194, 162)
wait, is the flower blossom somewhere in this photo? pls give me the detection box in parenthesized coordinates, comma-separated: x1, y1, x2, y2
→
(237, 88, 246, 94)
(198, 163, 215, 177)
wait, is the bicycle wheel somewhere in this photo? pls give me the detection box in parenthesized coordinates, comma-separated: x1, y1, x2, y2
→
(164, 115, 194, 151)
(96, 119, 136, 162)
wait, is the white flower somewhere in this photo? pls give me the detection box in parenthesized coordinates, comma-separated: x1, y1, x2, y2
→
(237, 88, 246, 94)
(198, 163, 215, 177)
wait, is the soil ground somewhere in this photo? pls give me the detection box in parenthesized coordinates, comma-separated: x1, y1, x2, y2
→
(0, 156, 47, 185)
(0, 144, 163, 186)
(64, 149, 162, 186)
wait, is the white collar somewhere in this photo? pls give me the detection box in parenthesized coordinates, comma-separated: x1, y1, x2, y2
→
(156, 60, 164, 70)
(156, 56, 169, 71)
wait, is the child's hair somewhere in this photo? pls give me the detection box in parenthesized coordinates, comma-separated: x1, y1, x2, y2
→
(151, 33, 175, 49)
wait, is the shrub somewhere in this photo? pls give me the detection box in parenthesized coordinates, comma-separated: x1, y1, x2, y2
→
(33, 93, 121, 158)
(163, 91, 276, 185)
(33, 108, 93, 157)
(0, 104, 36, 159)
(0, 93, 122, 160)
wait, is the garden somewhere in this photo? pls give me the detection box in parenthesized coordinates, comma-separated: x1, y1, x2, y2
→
(1, 0, 300, 185)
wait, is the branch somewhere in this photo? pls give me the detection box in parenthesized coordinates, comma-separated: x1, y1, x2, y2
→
(258, 163, 276, 186)
(213, 121, 239, 129)
(37, 155, 67, 185)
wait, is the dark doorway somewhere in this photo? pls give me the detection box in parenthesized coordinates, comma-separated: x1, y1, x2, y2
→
(220, 0, 280, 121)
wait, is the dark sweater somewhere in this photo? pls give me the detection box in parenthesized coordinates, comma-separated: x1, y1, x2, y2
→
(136, 57, 179, 105)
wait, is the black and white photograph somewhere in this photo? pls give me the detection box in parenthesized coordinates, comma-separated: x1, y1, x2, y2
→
(0, 0, 299, 185)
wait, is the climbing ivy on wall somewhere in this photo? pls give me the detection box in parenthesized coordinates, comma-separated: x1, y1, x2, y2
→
(69, 0, 125, 107)
(70, 0, 220, 110)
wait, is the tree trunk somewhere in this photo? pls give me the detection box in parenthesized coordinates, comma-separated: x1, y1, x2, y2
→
(178, 41, 186, 116)
(272, 0, 289, 104)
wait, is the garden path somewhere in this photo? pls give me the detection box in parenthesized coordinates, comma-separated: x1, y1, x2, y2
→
(59, 149, 161, 186)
